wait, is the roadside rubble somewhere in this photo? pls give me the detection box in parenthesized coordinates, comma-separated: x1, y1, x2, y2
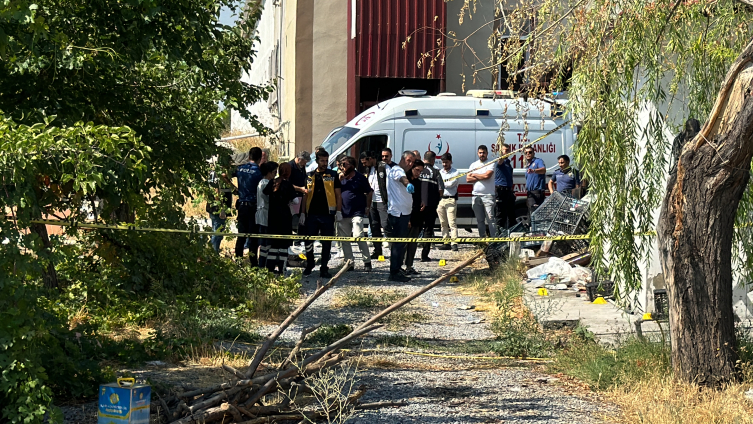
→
(484, 191, 619, 303)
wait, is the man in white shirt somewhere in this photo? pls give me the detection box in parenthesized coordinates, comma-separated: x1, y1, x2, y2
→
(386, 150, 416, 282)
(437, 152, 460, 251)
(466, 145, 496, 238)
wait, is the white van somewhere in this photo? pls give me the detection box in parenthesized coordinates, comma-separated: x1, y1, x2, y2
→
(319, 90, 576, 228)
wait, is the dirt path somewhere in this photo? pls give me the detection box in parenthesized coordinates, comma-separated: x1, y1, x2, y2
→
(61, 238, 616, 423)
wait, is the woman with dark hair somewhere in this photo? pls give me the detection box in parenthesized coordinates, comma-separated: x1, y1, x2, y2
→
(263, 162, 300, 274)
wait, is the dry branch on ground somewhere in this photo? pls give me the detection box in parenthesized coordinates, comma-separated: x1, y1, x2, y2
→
(154, 252, 483, 423)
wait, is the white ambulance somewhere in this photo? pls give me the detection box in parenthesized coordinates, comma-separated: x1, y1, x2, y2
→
(319, 89, 576, 228)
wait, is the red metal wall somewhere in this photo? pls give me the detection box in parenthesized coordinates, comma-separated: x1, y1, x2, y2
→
(356, 0, 446, 79)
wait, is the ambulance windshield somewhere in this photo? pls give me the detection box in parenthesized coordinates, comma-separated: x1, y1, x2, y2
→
(321, 126, 360, 155)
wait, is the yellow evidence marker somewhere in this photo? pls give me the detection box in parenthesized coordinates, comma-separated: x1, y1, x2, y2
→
(538, 288, 549, 296)
(450, 276, 459, 283)
(378, 255, 385, 262)
(439, 259, 447, 267)
(642, 312, 653, 320)
(592, 296, 608, 304)
(299, 254, 306, 260)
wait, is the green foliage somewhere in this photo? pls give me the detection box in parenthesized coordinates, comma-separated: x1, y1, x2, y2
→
(553, 337, 671, 390)
(336, 288, 406, 309)
(573, 324, 596, 343)
(0, 1, 275, 421)
(0, 277, 61, 424)
(458, 0, 753, 302)
(308, 325, 354, 347)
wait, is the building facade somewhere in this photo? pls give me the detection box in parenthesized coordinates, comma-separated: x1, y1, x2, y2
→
(231, 0, 497, 158)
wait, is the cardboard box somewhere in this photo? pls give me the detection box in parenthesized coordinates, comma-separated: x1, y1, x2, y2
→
(98, 378, 151, 424)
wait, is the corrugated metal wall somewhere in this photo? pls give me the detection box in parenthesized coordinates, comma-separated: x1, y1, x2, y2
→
(356, 0, 446, 79)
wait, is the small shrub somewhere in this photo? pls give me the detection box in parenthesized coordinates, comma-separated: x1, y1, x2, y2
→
(486, 260, 554, 358)
(334, 288, 405, 309)
(308, 325, 354, 346)
(552, 337, 670, 390)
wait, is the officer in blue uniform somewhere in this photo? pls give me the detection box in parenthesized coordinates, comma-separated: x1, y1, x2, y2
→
(494, 143, 517, 230)
(548, 155, 581, 196)
(225, 147, 264, 265)
(524, 147, 546, 217)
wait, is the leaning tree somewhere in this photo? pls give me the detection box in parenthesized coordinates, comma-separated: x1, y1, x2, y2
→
(444, 0, 753, 385)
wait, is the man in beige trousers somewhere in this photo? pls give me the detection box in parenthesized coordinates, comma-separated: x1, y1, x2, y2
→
(437, 152, 460, 251)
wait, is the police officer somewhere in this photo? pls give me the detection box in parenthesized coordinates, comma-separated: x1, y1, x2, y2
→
(494, 143, 517, 231)
(548, 155, 581, 196)
(524, 147, 546, 217)
(226, 147, 264, 266)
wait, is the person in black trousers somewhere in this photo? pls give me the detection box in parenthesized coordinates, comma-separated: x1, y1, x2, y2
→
(403, 160, 426, 275)
(225, 147, 264, 266)
(419, 151, 444, 261)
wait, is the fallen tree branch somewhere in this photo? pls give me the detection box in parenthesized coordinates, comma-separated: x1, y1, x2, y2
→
(279, 324, 321, 370)
(223, 363, 248, 380)
(245, 260, 352, 379)
(173, 402, 238, 424)
(243, 325, 382, 407)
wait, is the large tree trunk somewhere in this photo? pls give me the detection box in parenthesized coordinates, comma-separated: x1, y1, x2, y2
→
(657, 39, 753, 386)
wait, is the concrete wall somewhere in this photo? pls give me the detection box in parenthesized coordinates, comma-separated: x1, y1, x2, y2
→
(445, 0, 497, 95)
(232, 0, 279, 134)
(277, 0, 299, 159)
(309, 0, 349, 151)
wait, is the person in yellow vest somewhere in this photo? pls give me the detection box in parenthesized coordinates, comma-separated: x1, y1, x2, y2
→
(300, 150, 343, 278)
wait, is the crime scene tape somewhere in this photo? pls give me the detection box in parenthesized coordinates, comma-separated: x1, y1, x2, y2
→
(28, 219, 593, 243)
(445, 120, 571, 183)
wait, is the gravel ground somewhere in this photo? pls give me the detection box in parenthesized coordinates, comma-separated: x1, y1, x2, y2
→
(354, 354, 614, 423)
(59, 231, 617, 423)
(255, 237, 494, 343)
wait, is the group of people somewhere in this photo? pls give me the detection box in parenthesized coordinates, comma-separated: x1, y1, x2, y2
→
(207, 143, 582, 280)
(464, 144, 582, 240)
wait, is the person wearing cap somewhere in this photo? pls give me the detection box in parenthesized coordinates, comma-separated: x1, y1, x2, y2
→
(289, 150, 311, 233)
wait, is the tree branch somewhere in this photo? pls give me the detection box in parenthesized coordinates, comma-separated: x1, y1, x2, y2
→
(245, 260, 352, 378)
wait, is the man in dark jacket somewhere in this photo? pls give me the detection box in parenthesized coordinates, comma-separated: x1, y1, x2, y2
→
(300, 150, 343, 278)
(226, 147, 263, 266)
(419, 151, 444, 261)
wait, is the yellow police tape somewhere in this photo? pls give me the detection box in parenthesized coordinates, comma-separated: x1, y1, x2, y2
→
(444, 120, 572, 183)
(29, 218, 597, 243)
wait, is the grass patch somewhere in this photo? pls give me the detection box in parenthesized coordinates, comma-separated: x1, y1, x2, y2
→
(308, 324, 354, 346)
(462, 259, 555, 359)
(332, 288, 406, 309)
(551, 335, 753, 423)
(381, 311, 429, 330)
(551, 336, 671, 390)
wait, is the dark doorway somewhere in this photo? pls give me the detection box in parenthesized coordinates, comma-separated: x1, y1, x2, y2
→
(358, 77, 443, 113)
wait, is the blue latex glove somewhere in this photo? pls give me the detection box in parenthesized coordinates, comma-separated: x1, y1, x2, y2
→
(406, 183, 415, 194)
